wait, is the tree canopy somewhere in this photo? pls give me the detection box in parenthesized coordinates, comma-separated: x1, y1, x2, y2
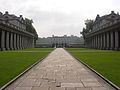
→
(80, 19, 94, 39)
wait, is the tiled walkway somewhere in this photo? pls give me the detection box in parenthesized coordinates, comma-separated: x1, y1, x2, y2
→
(5, 48, 115, 90)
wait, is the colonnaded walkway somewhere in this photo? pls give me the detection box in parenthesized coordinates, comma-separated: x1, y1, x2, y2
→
(5, 48, 115, 90)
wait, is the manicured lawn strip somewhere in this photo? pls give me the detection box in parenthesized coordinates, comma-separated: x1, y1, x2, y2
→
(66, 48, 111, 52)
(0, 48, 53, 87)
(9, 48, 54, 51)
(66, 48, 120, 87)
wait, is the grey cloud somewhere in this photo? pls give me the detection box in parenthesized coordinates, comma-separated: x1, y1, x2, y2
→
(20, 8, 84, 37)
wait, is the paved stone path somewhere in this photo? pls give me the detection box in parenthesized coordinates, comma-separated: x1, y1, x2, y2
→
(5, 48, 115, 90)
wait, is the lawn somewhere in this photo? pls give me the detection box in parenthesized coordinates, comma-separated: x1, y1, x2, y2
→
(66, 48, 120, 87)
(0, 48, 53, 87)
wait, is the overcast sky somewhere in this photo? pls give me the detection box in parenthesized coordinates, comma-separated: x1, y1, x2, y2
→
(0, 0, 120, 37)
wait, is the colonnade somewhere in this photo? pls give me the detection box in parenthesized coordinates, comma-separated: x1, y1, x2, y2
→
(86, 30, 120, 50)
(0, 30, 34, 51)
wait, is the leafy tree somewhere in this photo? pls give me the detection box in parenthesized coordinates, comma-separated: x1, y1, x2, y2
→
(85, 19, 94, 32)
(80, 19, 94, 39)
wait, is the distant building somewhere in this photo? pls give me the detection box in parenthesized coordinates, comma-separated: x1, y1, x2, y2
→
(85, 11, 120, 50)
(36, 35, 84, 48)
(0, 11, 38, 51)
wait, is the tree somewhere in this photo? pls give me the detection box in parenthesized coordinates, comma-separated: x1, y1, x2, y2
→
(80, 28, 86, 39)
(80, 19, 94, 39)
(85, 19, 94, 32)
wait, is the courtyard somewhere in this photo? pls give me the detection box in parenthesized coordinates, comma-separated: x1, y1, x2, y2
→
(0, 48, 119, 90)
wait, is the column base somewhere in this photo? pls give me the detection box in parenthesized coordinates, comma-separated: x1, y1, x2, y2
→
(103, 47, 107, 50)
(106, 47, 110, 50)
(6, 48, 10, 50)
(115, 47, 119, 50)
(10, 48, 14, 50)
(100, 48, 104, 50)
(19, 47, 22, 49)
(1, 48, 6, 51)
(100, 47, 103, 50)
(13, 48, 17, 50)
(16, 47, 18, 50)
(110, 47, 114, 50)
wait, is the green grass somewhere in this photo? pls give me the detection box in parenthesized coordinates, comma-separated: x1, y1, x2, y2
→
(8, 48, 54, 51)
(0, 48, 53, 87)
(66, 48, 120, 87)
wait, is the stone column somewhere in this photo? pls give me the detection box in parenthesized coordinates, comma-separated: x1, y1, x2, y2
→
(103, 33, 106, 49)
(22, 36, 24, 49)
(10, 32, 13, 50)
(91, 37, 93, 48)
(21, 35, 23, 49)
(95, 35, 98, 48)
(26, 37, 28, 48)
(106, 32, 110, 49)
(93, 36, 95, 48)
(29, 39, 31, 48)
(97, 35, 100, 49)
(19, 35, 22, 49)
(100, 34, 103, 49)
(32, 37, 34, 48)
(28, 38, 30, 48)
(89, 39, 90, 48)
(20, 35, 22, 49)
(92, 37, 93, 48)
(94, 36, 96, 48)
(94, 36, 95, 48)
(101, 34, 103, 49)
(24, 37, 26, 48)
(16, 34, 18, 49)
(13, 33, 16, 50)
(30, 38, 32, 48)
(16, 34, 19, 49)
(0, 31, 1, 50)
(99, 35, 101, 49)
(96, 35, 98, 49)
(110, 31, 114, 50)
(99, 34, 101, 49)
(115, 31, 119, 50)
(24, 36, 26, 49)
(1, 30, 5, 51)
(6, 31, 10, 50)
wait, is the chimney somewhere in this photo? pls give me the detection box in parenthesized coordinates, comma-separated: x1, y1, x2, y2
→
(111, 11, 115, 14)
(96, 14, 100, 20)
(20, 15, 22, 17)
(117, 12, 119, 15)
(5, 11, 9, 14)
(97, 14, 100, 18)
(0, 12, 3, 16)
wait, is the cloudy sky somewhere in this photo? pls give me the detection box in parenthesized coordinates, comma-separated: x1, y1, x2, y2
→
(0, 0, 120, 37)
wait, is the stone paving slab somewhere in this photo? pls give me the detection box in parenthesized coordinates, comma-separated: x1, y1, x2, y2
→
(4, 48, 116, 90)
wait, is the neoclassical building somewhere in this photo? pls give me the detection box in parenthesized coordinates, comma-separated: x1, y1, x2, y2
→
(85, 11, 120, 50)
(36, 35, 84, 48)
(0, 11, 38, 51)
